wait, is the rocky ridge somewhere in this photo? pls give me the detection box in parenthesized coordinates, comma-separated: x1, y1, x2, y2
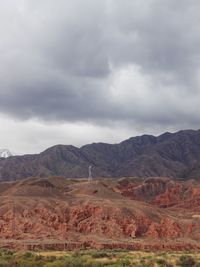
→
(0, 176, 199, 250)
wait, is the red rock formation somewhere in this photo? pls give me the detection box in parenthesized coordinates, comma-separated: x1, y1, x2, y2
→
(0, 176, 199, 250)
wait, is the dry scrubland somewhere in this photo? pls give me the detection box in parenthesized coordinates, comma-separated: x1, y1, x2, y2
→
(0, 249, 200, 267)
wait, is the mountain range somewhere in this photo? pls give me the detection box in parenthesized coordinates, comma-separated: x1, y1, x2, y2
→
(1, 129, 200, 181)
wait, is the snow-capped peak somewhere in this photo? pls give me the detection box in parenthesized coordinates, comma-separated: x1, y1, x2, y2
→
(0, 149, 14, 158)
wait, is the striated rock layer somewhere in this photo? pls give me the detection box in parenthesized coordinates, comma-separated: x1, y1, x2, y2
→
(0, 176, 200, 250)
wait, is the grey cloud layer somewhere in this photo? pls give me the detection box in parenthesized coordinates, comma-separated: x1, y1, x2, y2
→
(0, 0, 200, 127)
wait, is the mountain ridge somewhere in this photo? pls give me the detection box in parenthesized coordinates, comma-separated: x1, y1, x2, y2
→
(1, 129, 200, 180)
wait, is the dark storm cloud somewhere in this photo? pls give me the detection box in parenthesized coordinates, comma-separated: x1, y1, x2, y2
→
(0, 0, 200, 127)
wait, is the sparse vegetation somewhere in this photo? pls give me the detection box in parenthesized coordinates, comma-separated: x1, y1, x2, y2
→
(0, 249, 199, 267)
(177, 255, 197, 267)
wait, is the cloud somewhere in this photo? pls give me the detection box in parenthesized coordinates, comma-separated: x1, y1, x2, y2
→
(0, 0, 200, 130)
(0, 115, 147, 154)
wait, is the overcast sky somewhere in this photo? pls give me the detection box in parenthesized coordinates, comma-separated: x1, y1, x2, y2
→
(0, 0, 200, 154)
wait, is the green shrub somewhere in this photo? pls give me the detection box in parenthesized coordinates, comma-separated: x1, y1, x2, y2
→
(177, 255, 196, 267)
(83, 259, 105, 267)
(117, 258, 131, 267)
(91, 251, 110, 258)
(0, 259, 9, 267)
(0, 250, 14, 256)
(104, 265, 120, 267)
(46, 256, 56, 262)
(44, 261, 66, 267)
(16, 258, 36, 267)
(23, 251, 33, 259)
(62, 256, 87, 267)
(155, 258, 173, 267)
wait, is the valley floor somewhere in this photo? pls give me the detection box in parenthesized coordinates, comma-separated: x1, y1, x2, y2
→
(0, 249, 200, 267)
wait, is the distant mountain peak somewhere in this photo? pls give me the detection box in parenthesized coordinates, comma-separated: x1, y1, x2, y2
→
(0, 149, 14, 158)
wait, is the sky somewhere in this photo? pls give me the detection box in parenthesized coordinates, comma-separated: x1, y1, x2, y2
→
(0, 0, 200, 155)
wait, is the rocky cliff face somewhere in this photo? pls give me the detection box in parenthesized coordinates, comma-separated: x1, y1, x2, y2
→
(0, 177, 200, 250)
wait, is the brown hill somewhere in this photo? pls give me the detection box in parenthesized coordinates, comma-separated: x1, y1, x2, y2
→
(0, 176, 200, 250)
(1, 129, 200, 181)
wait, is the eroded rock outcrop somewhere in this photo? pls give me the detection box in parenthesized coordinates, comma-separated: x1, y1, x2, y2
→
(0, 176, 199, 250)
